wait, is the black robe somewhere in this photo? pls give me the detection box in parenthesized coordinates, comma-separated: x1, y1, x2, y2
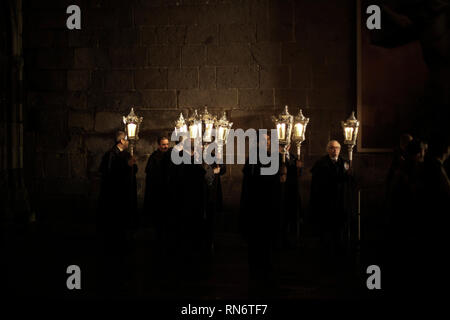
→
(421, 157, 450, 240)
(416, 157, 450, 293)
(388, 159, 424, 240)
(309, 155, 353, 231)
(239, 153, 283, 282)
(239, 159, 280, 241)
(203, 163, 226, 255)
(166, 149, 206, 257)
(97, 145, 138, 293)
(239, 153, 302, 243)
(280, 153, 303, 238)
(98, 145, 138, 232)
(204, 163, 226, 214)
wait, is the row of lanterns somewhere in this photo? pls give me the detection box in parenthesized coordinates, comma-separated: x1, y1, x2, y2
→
(122, 106, 359, 163)
(273, 106, 360, 164)
(174, 107, 233, 143)
(175, 107, 233, 145)
(174, 107, 233, 157)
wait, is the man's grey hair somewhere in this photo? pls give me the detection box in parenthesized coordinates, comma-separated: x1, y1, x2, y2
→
(326, 140, 341, 150)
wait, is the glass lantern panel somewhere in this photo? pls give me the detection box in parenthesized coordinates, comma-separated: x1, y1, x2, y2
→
(127, 123, 137, 139)
(223, 128, 229, 142)
(217, 127, 225, 142)
(189, 124, 198, 139)
(294, 123, 304, 138)
(277, 123, 286, 141)
(204, 123, 213, 142)
(175, 125, 188, 136)
(344, 127, 354, 141)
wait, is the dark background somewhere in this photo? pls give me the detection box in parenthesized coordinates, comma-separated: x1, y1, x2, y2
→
(1, 0, 448, 301)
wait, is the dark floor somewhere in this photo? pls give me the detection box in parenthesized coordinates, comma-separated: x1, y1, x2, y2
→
(1, 221, 381, 301)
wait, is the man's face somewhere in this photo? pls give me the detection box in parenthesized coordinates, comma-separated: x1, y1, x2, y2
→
(159, 139, 169, 152)
(327, 141, 341, 159)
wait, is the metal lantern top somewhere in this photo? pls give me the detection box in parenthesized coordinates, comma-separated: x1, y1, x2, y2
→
(174, 112, 187, 134)
(123, 107, 143, 140)
(292, 108, 309, 144)
(215, 111, 233, 144)
(188, 109, 202, 139)
(272, 105, 293, 146)
(341, 111, 360, 146)
(188, 109, 201, 124)
(201, 106, 216, 123)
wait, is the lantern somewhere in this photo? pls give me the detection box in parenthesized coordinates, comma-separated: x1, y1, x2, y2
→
(188, 109, 202, 139)
(341, 111, 360, 163)
(201, 106, 216, 143)
(215, 111, 233, 159)
(272, 105, 293, 163)
(174, 112, 188, 136)
(123, 107, 143, 156)
(291, 108, 309, 159)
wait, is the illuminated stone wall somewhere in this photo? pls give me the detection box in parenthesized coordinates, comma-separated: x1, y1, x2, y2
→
(22, 0, 391, 235)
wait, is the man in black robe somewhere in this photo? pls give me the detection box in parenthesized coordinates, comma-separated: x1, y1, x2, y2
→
(97, 130, 138, 295)
(418, 135, 450, 293)
(388, 139, 425, 241)
(98, 130, 138, 232)
(165, 139, 206, 279)
(279, 145, 303, 249)
(143, 136, 170, 228)
(422, 136, 450, 235)
(309, 140, 354, 261)
(202, 147, 226, 259)
(239, 133, 284, 295)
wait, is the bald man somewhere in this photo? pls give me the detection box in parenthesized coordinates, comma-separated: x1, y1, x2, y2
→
(309, 140, 354, 260)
